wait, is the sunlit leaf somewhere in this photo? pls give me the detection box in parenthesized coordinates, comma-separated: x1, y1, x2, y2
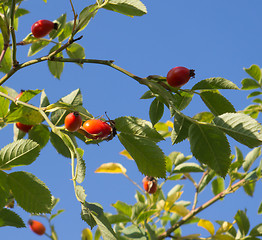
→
(244, 64, 262, 82)
(192, 77, 239, 90)
(198, 219, 215, 235)
(119, 149, 133, 160)
(95, 162, 127, 174)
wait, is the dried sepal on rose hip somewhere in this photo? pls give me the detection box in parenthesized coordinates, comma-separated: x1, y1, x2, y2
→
(31, 19, 58, 38)
(64, 112, 82, 132)
(166, 66, 195, 88)
(143, 176, 158, 194)
(28, 219, 46, 236)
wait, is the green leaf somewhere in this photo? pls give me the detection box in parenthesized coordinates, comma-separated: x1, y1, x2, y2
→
(213, 113, 262, 148)
(103, 0, 147, 17)
(75, 185, 87, 203)
(81, 202, 117, 239)
(234, 210, 250, 237)
(48, 45, 64, 79)
(171, 91, 193, 112)
(243, 181, 256, 197)
(250, 223, 262, 237)
(40, 90, 50, 109)
(0, 139, 40, 169)
(0, 15, 9, 44)
(6, 106, 43, 125)
(76, 148, 86, 184)
(200, 91, 235, 116)
(76, 4, 99, 33)
(145, 222, 157, 240)
(49, 13, 66, 39)
(136, 210, 159, 223)
(140, 90, 154, 99)
(0, 208, 25, 228)
(192, 77, 239, 90)
(0, 170, 10, 208)
(118, 133, 166, 178)
(66, 43, 85, 67)
(112, 201, 132, 217)
(50, 131, 77, 158)
(258, 201, 262, 214)
(247, 91, 262, 99)
(211, 177, 224, 196)
(0, 86, 10, 118)
(7, 171, 52, 214)
(198, 170, 216, 193)
(58, 20, 74, 42)
(193, 111, 214, 123)
(243, 147, 261, 172)
(28, 40, 50, 56)
(28, 124, 50, 149)
(131, 202, 147, 220)
(106, 213, 131, 224)
(173, 162, 204, 173)
(50, 209, 65, 221)
(121, 225, 147, 239)
(115, 116, 164, 142)
(244, 64, 262, 82)
(149, 98, 164, 126)
(51, 89, 83, 126)
(171, 113, 192, 144)
(241, 78, 261, 90)
(0, 35, 11, 73)
(189, 123, 231, 177)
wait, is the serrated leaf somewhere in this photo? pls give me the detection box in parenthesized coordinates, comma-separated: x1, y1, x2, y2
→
(0, 208, 25, 228)
(0, 86, 9, 118)
(28, 40, 50, 56)
(189, 123, 231, 177)
(241, 78, 261, 90)
(28, 124, 50, 149)
(0, 139, 40, 169)
(118, 133, 166, 178)
(75, 185, 87, 203)
(115, 116, 164, 142)
(76, 148, 86, 184)
(50, 131, 77, 158)
(211, 177, 224, 196)
(173, 162, 204, 173)
(81, 202, 117, 239)
(51, 89, 83, 126)
(112, 201, 132, 217)
(200, 91, 235, 116)
(192, 77, 239, 90)
(66, 43, 85, 67)
(7, 171, 52, 213)
(213, 113, 262, 148)
(149, 98, 164, 126)
(193, 111, 214, 123)
(95, 162, 127, 174)
(234, 210, 250, 236)
(198, 219, 215, 235)
(103, 0, 147, 17)
(40, 90, 50, 108)
(48, 45, 64, 79)
(49, 13, 66, 39)
(243, 147, 261, 172)
(172, 113, 192, 144)
(244, 64, 262, 82)
(170, 91, 193, 112)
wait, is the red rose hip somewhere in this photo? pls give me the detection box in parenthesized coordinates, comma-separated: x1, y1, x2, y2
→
(82, 119, 112, 139)
(166, 66, 195, 88)
(143, 176, 157, 194)
(16, 122, 33, 133)
(64, 112, 82, 132)
(28, 219, 46, 235)
(31, 20, 58, 38)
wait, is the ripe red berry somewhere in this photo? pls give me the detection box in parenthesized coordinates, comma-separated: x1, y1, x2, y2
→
(16, 122, 33, 133)
(82, 119, 112, 139)
(64, 112, 82, 132)
(166, 66, 195, 88)
(143, 176, 157, 194)
(28, 219, 46, 236)
(31, 20, 58, 38)
(15, 90, 25, 100)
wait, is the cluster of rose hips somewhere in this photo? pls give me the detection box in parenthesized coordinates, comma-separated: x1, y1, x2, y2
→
(64, 112, 115, 140)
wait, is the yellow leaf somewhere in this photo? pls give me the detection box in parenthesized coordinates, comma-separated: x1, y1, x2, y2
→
(216, 221, 233, 234)
(165, 191, 183, 209)
(95, 162, 127, 174)
(165, 120, 173, 128)
(198, 219, 215, 236)
(119, 149, 133, 160)
(213, 234, 235, 240)
(168, 204, 189, 217)
(81, 228, 92, 240)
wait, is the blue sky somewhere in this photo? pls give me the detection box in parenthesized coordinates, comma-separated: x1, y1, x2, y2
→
(1, 0, 262, 239)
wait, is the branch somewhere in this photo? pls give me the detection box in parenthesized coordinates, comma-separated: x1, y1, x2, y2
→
(10, 0, 18, 67)
(157, 177, 254, 240)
